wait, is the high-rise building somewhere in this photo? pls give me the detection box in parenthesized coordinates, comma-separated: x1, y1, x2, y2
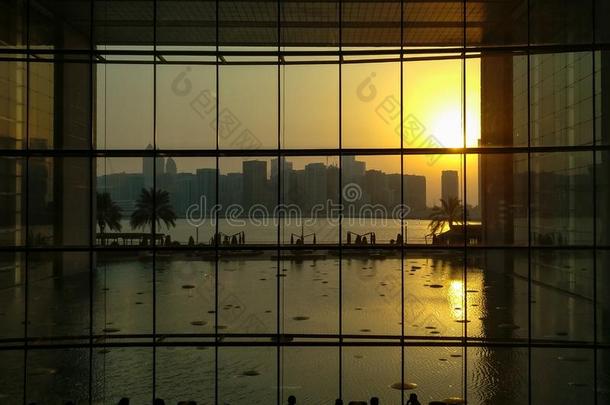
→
(341, 155, 366, 183)
(441, 170, 459, 203)
(304, 163, 327, 210)
(404, 174, 427, 213)
(242, 160, 268, 210)
(196, 168, 217, 213)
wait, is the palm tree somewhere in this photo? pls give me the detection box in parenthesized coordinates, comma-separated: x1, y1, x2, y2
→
(130, 187, 177, 232)
(427, 196, 463, 236)
(96, 192, 123, 245)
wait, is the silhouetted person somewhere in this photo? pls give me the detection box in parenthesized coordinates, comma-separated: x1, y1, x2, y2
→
(347, 232, 352, 244)
(153, 399, 166, 405)
(288, 395, 297, 404)
(370, 397, 379, 405)
(118, 398, 129, 405)
(406, 393, 421, 405)
(335, 400, 343, 405)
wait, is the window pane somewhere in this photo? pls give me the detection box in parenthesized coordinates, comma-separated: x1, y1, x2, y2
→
(155, 156, 216, 245)
(342, 155, 402, 244)
(530, 151, 594, 246)
(96, 63, 153, 149)
(93, 251, 153, 336)
(530, 0, 592, 45)
(0, 61, 26, 149)
(218, 252, 277, 334)
(343, 0, 400, 48)
(404, 154, 464, 246)
(0, 252, 24, 340)
(404, 250, 465, 339)
(404, 1, 463, 47)
(467, 249, 529, 340)
(280, 347, 339, 403)
(219, 157, 277, 244)
(96, 157, 152, 246)
(404, 346, 464, 404)
(478, 53, 528, 147)
(219, 65, 277, 149)
(597, 250, 610, 343)
(29, 0, 91, 51)
(218, 347, 277, 404)
(470, 153, 528, 246)
(0, 0, 26, 48)
(156, 252, 215, 335)
(280, 64, 339, 149)
(343, 61, 400, 149)
(157, 65, 216, 149)
(156, 346, 215, 403)
(29, 157, 91, 247)
(343, 347, 400, 404)
(92, 347, 153, 403)
(28, 251, 90, 341)
(0, 156, 25, 246)
(530, 52, 594, 146)
(531, 348, 594, 404)
(598, 151, 609, 246)
(403, 55, 463, 149)
(281, 256, 339, 335)
(26, 349, 90, 404)
(0, 350, 24, 403)
(281, 156, 340, 245)
(467, 346, 528, 404)
(94, 0, 154, 46)
(531, 249, 594, 342)
(157, 0, 215, 48)
(467, 0, 527, 47)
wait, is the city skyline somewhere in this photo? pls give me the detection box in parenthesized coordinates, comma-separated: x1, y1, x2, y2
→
(97, 154, 474, 216)
(97, 151, 477, 208)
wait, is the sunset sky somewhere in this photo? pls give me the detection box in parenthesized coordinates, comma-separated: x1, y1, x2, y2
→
(96, 54, 481, 205)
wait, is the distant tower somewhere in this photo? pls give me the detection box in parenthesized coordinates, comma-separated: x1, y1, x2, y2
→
(165, 157, 177, 175)
(143, 143, 166, 188)
(243, 160, 268, 209)
(143, 144, 154, 188)
(441, 170, 459, 202)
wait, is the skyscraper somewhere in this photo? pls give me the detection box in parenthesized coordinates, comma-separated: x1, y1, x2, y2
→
(143, 143, 165, 188)
(242, 160, 268, 210)
(441, 170, 459, 203)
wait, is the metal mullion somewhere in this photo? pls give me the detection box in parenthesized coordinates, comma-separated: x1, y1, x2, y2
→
(22, 0, 31, 399)
(400, 0, 405, 402)
(526, 0, 533, 403)
(214, 0, 220, 401)
(338, 0, 344, 399)
(462, 0, 468, 402)
(592, 0, 598, 402)
(152, 0, 158, 400)
(88, 0, 95, 401)
(3, 243, 607, 254)
(5, 144, 609, 158)
(276, 0, 282, 403)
